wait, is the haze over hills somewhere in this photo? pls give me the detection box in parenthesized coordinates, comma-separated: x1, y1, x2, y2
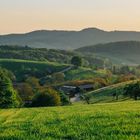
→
(1, 28, 140, 49)
(76, 41, 140, 65)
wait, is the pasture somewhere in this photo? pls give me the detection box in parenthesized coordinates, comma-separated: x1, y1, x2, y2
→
(0, 59, 68, 81)
(87, 80, 140, 103)
(0, 101, 140, 140)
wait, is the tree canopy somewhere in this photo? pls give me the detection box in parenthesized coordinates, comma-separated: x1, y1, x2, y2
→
(71, 56, 82, 67)
(0, 69, 20, 108)
(32, 88, 61, 107)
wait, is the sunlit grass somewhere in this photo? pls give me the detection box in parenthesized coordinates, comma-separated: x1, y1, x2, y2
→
(0, 101, 140, 139)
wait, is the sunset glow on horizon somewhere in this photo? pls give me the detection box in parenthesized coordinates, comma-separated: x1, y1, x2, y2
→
(0, 0, 140, 34)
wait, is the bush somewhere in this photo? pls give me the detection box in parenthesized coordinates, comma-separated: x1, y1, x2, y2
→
(52, 72, 65, 83)
(59, 91, 70, 105)
(32, 88, 61, 107)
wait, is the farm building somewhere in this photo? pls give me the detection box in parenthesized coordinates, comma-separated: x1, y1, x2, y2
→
(78, 84, 94, 91)
(60, 84, 94, 97)
(60, 86, 78, 97)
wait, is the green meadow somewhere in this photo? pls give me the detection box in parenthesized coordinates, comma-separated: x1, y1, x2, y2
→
(0, 59, 68, 81)
(0, 59, 109, 82)
(0, 101, 140, 140)
(87, 80, 140, 103)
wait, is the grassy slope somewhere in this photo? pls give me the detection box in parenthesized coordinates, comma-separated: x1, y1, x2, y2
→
(65, 68, 109, 81)
(0, 101, 140, 139)
(0, 59, 68, 80)
(0, 59, 109, 82)
(87, 80, 139, 103)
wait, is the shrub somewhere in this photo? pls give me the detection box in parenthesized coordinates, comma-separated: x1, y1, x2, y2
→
(32, 88, 61, 107)
(59, 91, 70, 105)
(52, 72, 65, 83)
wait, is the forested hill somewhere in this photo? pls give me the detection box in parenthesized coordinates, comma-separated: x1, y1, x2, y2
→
(0, 45, 74, 63)
(0, 45, 106, 68)
(76, 41, 140, 65)
(1, 28, 140, 49)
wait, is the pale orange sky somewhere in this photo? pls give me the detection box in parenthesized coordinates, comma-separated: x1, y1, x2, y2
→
(0, 0, 140, 34)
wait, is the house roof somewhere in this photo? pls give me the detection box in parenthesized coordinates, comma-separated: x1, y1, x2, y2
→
(78, 84, 93, 89)
(62, 86, 77, 89)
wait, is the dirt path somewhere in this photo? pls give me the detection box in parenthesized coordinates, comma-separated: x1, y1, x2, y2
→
(60, 66, 74, 73)
(70, 94, 81, 102)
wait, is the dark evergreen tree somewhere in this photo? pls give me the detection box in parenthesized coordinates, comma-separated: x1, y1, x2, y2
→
(71, 56, 82, 67)
(0, 71, 20, 108)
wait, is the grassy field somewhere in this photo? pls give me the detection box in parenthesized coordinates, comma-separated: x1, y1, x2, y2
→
(0, 59, 68, 81)
(86, 80, 140, 104)
(0, 59, 109, 82)
(0, 101, 140, 140)
(65, 68, 109, 81)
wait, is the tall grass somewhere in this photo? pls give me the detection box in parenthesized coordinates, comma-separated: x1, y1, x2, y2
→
(0, 101, 140, 139)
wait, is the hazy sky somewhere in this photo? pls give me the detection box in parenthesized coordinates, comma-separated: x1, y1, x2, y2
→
(0, 0, 140, 34)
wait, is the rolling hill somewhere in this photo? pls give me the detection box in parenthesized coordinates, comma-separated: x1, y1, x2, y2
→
(1, 28, 140, 49)
(0, 59, 109, 83)
(86, 80, 139, 104)
(76, 41, 140, 65)
(0, 45, 108, 68)
(0, 59, 68, 81)
(0, 45, 75, 63)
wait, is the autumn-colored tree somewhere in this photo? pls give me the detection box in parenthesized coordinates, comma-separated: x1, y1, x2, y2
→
(52, 72, 65, 83)
(26, 77, 40, 93)
(16, 83, 34, 102)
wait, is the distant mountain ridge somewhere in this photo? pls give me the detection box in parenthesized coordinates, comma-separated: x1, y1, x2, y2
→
(76, 41, 140, 65)
(1, 28, 140, 49)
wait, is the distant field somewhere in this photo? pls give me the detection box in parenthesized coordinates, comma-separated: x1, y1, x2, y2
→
(87, 80, 139, 103)
(0, 101, 140, 140)
(0, 59, 108, 82)
(0, 59, 68, 81)
(65, 68, 109, 80)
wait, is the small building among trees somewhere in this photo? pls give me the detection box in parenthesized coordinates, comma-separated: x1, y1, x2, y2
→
(60, 84, 94, 97)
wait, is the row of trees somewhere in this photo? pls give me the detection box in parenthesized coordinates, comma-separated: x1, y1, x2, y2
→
(111, 81, 140, 101)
